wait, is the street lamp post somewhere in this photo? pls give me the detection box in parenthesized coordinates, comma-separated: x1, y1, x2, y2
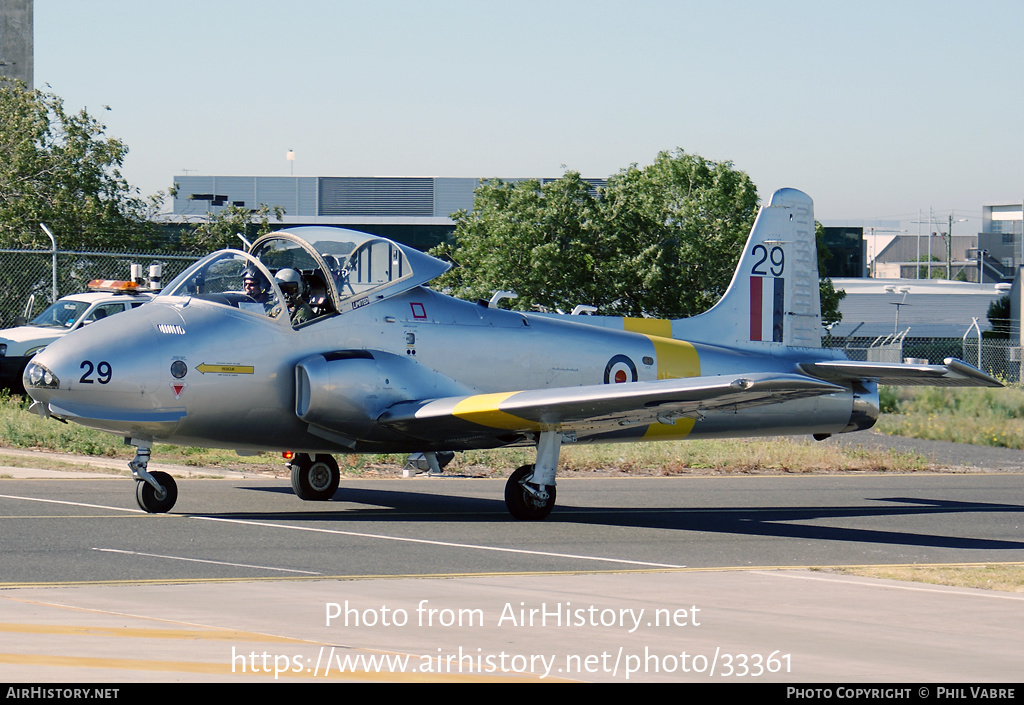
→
(885, 286, 910, 334)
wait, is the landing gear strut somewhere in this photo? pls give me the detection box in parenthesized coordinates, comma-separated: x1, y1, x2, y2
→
(289, 453, 340, 500)
(129, 441, 178, 513)
(503, 430, 561, 520)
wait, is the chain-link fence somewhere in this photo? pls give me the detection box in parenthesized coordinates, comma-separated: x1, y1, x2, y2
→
(0, 246, 203, 327)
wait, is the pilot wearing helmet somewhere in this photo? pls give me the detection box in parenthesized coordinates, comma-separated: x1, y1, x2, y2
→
(242, 267, 276, 314)
(275, 268, 314, 326)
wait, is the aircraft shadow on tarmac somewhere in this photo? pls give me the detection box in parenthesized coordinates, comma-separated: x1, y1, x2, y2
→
(216, 484, 1024, 551)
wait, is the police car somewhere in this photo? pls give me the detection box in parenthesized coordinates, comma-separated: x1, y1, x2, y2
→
(0, 280, 156, 393)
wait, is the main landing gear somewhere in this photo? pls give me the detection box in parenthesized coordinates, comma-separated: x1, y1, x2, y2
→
(504, 464, 556, 520)
(288, 453, 340, 500)
(282, 434, 563, 520)
(503, 430, 561, 520)
(129, 441, 178, 513)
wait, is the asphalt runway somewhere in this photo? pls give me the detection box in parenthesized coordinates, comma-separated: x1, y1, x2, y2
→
(1, 463, 1023, 683)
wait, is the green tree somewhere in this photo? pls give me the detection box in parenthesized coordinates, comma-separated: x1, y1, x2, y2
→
(0, 83, 156, 249)
(434, 151, 760, 318)
(910, 254, 944, 279)
(598, 150, 759, 318)
(432, 173, 607, 312)
(179, 202, 285, 252)
(433, 148, 843, 328)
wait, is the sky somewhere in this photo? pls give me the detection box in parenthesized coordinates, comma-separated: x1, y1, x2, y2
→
(32, 0, 1024, 239)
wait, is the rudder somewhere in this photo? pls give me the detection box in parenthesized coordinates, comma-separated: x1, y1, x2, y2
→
(682, 188, 821, 349)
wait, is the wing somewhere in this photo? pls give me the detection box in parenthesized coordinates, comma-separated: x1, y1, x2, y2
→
(377, 372, 845, 445)
(801, 357, 1003, 387)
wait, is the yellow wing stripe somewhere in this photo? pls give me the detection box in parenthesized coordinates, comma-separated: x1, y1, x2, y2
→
(449, 321, 700, 435)
(452, 392, 543, 431)
(641, 417, 698, 440)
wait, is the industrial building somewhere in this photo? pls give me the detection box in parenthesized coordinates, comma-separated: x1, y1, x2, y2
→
(0, 0, 32, 86)
(828, 277, 1010, 340)
(170, 174, 605, 250)
(854, 204, 1024, 284)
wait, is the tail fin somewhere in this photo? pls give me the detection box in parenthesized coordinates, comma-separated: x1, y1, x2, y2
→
(681, 187, 821, 349)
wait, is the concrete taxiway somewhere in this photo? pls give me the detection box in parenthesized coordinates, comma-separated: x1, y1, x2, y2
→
(1, 451, 1023, 682)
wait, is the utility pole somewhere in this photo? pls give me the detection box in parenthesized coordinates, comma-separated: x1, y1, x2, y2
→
(946, 213, 967, 280)
(947, 213, 953, 279)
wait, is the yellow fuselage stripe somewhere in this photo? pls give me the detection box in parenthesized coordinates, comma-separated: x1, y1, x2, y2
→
(624, 318, 701, 440)
(623, 317, 673, 338)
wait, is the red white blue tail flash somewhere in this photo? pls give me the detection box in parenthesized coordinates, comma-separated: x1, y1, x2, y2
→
(749, 274, 785, 342)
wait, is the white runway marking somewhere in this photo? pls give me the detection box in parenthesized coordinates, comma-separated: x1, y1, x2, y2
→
(92, 548, 322, 575)
(757, 568, 1024, 600)
(195, 515, 688, 569)
(0, 492, 686, 570)
(0, 493, 145, 512)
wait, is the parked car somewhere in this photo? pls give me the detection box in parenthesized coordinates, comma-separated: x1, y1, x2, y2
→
(0, 280, 156, 394)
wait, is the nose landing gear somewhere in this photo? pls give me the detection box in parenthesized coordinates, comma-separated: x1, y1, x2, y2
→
(136, 470, 178, 513)
(129, 442, 178, 513)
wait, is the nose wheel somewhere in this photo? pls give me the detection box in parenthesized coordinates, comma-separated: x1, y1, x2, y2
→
(129, 443, 178, 513)
(136, 471, 178, 513)
(289, 453, 340, 500)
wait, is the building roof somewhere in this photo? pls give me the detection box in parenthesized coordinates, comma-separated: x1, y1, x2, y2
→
(169, 174, 606, 226)
(830, 277, 1009, 339)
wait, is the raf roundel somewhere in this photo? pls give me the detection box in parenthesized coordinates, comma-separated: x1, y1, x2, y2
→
(604, 354, 638, 384)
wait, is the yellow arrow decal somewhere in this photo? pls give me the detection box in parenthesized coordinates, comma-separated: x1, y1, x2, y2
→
(195, 363, 254, 375)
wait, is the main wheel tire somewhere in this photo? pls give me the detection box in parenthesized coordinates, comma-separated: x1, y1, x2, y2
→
(135, 471, 178, 513)
(290, 453, 340, 501)
(504, 464, 556, 520)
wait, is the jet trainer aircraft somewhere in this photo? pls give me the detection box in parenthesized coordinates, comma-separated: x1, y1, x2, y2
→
(24, 188, 1001, 518)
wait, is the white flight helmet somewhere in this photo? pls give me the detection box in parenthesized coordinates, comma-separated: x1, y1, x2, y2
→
(274, 268, 307, 298)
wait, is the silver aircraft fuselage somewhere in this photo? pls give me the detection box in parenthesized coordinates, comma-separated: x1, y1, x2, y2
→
(25, 191, 998, 518)
(25, 281, 860, 454)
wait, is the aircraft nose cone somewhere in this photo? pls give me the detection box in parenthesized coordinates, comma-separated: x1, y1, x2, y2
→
(23, 306, 166, 409)
(21, 303, 191, 438)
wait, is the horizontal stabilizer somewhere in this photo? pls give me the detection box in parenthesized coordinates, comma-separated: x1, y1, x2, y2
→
(801, 358, 1003, 387)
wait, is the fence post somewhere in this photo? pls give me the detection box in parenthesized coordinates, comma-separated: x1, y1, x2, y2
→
(963, 318, 982, 369)
(39, 223, 58, 303)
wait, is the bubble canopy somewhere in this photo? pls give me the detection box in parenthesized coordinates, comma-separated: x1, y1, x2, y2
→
(163, 227, 451, 319)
